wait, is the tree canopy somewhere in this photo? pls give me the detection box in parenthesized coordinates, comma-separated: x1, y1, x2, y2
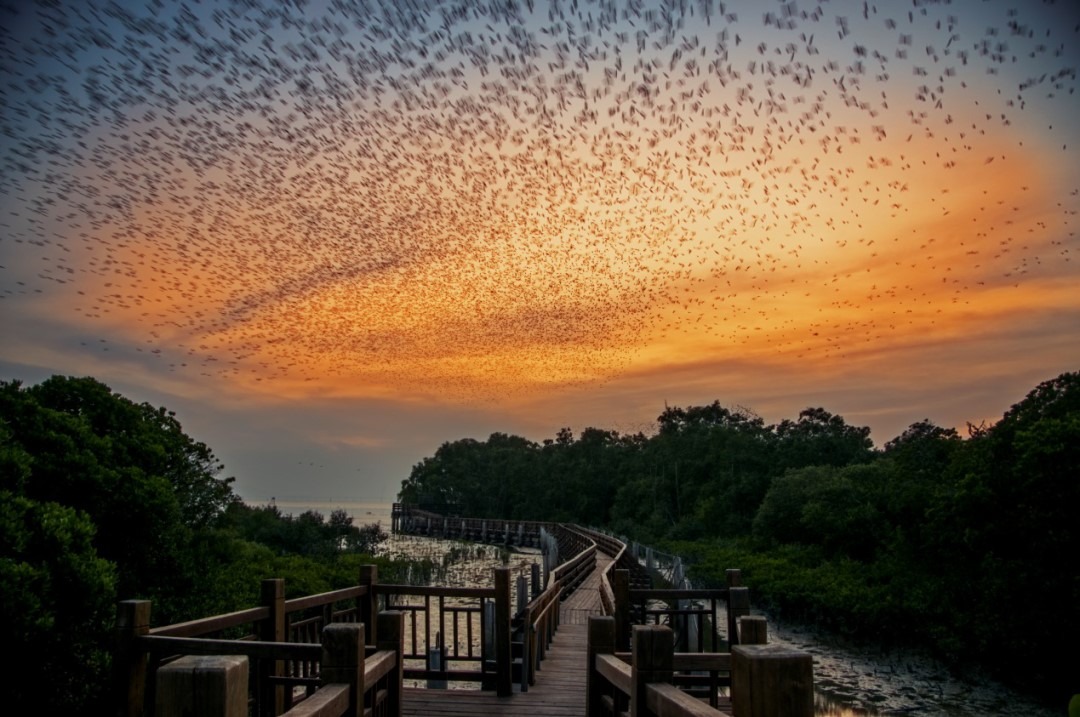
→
(396, 372, 1079, 706)
(0, 375, 389, 714)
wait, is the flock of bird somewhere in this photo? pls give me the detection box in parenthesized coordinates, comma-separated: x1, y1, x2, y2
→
(1, 0, 1076, 399)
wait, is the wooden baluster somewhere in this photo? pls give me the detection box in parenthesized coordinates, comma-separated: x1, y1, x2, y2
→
(359, 565, 378, 646)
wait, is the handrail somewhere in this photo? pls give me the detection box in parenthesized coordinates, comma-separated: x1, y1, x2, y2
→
(284, 585, 367, 613)
(646, 683, 725, 717)
(149, 606, 271, 638)
(279, 683, 349, 717)
(138, 635, 321, 661)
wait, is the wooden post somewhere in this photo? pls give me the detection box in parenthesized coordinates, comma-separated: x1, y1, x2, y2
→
(727, 586, 750, 648)
(116, 599, 151, 717)
(586, 616, 616, 717)
(613, 569, 631, 651)
(732, 644, 813, 717)
(531, 563, 541, 598)
(630, 624, 673, 717)
(321, 623, 365, 717)
(260, 579, 285, 717)
(739, 615, 768, 645)
(377, 612, 404, 717)
(726, 569, 742, 587)
(156, 656, 248, 717)
(494, 567, 512, 696)
(359, 565, 378, 647)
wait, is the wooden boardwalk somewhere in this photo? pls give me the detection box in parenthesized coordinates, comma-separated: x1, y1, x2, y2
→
(402, 552, 611, 716)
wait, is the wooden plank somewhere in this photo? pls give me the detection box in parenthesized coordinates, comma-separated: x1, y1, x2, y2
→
(402, 624, 591, 716)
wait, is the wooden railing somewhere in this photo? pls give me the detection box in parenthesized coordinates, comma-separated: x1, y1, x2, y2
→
(391, 504, 550, 547)
(116, 564, 524, 716)
(146, 613, 403, 717)
(586, 616, 812, 717)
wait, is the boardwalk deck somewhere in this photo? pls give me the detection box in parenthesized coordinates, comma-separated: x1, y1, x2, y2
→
(402, 552, 612, 716)
(561, 552, 611, 626)
(403, 623, 588, 716)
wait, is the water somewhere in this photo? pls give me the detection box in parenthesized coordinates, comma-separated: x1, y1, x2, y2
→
(263, 500, 1059, 715)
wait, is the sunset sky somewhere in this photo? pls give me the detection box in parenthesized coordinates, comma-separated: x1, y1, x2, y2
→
(2, 0, 1077, 503)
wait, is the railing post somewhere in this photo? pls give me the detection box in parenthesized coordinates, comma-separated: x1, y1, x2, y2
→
(377, 611, 404, 717)
(727, 586, 750, 648)
(520, 606, 531, 693)
(156, 656, 248, 717)
(116, 599, 151, 717)
(260, 579, 285, 717)
(630, 624, 673, 717)
(517, 575, 528, 617)
(321, 623, 365, 717)
(586, 616, 616, 717)
(726, 569, 742, 587)
(614, 569, 631, 651)
(359, 565, 378, 646)
(494, 567, 512, 696)
(531, 563, 541, 598)
(732, 644, 813, 717)
(739, 615, 768, 645)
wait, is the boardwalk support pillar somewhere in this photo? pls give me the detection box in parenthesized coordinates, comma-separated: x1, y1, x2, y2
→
(630, 624, 674, 717)
(155, 656, 248, 717)
(732, 644, 813, 717)
(321, 623, 365, 717)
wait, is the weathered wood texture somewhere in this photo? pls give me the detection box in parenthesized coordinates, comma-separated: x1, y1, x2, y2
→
(156, 655, 248, 717)
(731, 644, 813, 717)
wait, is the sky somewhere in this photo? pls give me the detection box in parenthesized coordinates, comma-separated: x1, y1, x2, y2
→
(2, 0, 1078, 504)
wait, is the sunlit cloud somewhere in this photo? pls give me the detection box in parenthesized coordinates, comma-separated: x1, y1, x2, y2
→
(2, 0, 1077, 497)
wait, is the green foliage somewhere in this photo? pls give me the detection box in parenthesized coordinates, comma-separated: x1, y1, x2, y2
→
(222, 503, 388, 558)
(0, 491, 116, 712)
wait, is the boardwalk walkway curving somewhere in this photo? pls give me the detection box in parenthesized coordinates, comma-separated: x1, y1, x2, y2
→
(402, 552, 611, 716)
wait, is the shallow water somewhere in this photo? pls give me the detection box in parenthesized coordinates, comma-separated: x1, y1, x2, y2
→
(766, 616, 1058, 716)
